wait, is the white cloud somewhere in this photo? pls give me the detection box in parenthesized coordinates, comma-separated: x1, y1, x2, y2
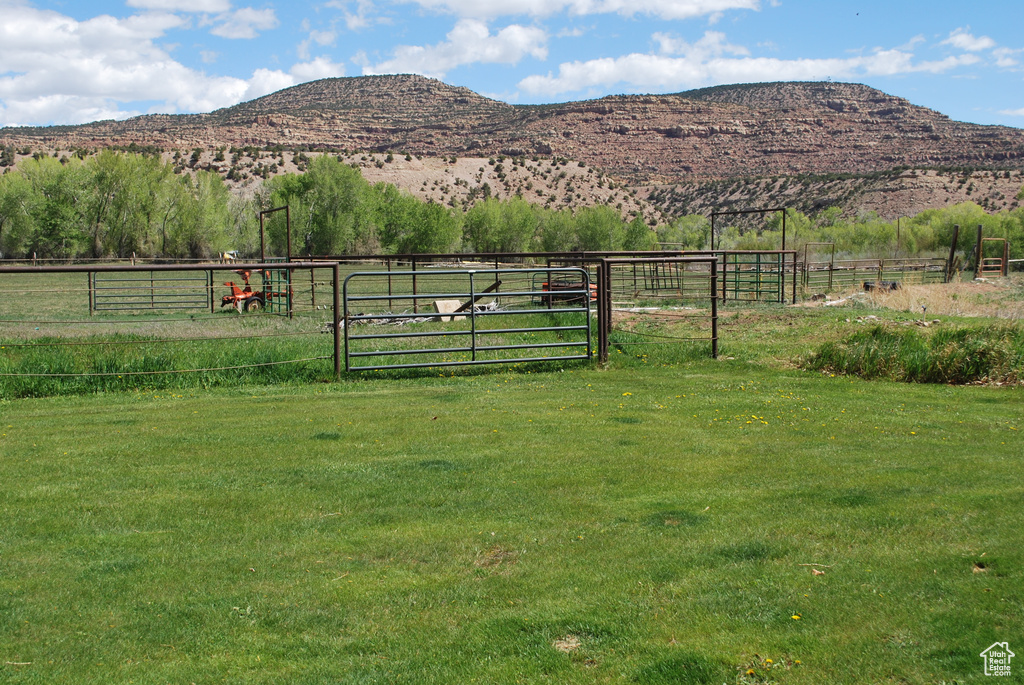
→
(363, 19, 547, 78)
(993, 47, 1021, 69)
(895, 35, 925, 52)
(325, 0, 385, 31)
(0, 4, 329, 126)
(400, 0, 759, 19)
(942, 28, 996, 52)
(998, 107, 1024, 116)
(654, 31, 749, 59)
(209, 7, 279, 39)
(519, 38, 983, 96)
(126, 0, 232, 11)
(240, 59, 347, 99)
(298, 27, 337, 60)
(290, 57, 347, 82)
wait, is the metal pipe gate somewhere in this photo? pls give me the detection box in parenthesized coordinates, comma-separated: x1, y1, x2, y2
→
(342, 267, 592, 372)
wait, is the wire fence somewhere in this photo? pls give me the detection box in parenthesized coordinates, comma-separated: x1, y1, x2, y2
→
(0, 262, 340, 395)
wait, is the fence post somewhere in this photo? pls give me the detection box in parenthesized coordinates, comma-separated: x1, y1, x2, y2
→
(721, 253, 728, 302)
(711, 260, 719, 359)
(945, 225, 959, 282)
(604, 260, 613, 358)
(791, 252, 797, 304)
(974, 224, 984, 279)
(597, 260, 609, 363)
(333, 262, 341, 379)
(310, 266, 316, 311)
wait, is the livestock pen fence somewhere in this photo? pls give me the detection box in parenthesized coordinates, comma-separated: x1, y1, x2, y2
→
(0, 262, 341, 396)
(0, 254, 727, 386)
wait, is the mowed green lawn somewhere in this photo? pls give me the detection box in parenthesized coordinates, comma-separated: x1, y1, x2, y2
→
(1, 363, 1021, 684)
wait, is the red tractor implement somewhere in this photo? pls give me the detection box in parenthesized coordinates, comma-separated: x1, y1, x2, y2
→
(221, 269, 265, 312)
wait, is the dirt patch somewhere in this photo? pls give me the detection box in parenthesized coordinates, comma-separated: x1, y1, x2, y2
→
(553, 635, 581, 653)
(473, 546, 519, 569)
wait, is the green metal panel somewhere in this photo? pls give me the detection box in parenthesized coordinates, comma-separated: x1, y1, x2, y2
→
(261, 260, 292, 315)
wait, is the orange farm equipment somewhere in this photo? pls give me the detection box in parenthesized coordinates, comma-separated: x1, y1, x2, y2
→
(221, 269, 264, 312)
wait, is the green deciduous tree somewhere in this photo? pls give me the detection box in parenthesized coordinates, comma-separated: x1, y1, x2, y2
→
(575, 205, 624, 250)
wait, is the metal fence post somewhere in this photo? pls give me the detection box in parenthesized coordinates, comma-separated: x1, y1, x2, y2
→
(310, 267, 316, 311)
(974, 225, 984, 279)
(333, 262, 341, 379)
(791, 252, 797, 304)
(711, 259, 719, 359)
(945, 225, 960, 282)
(597, 260, 609, 363)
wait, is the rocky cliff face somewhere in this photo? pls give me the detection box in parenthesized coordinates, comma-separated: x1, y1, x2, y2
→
(2, 75, 1022, 219)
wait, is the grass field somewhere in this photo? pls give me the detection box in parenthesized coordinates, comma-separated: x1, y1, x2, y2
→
(1, 273, 1022, 683)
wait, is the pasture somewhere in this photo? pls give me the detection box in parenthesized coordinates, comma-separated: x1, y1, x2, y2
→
(1, 272, 1022, 683)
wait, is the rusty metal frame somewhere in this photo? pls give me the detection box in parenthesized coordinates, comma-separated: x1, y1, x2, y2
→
(596, 257, 718, 363)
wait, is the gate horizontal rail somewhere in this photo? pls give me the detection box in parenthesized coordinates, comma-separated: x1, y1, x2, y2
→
(343, 267, 592, 372)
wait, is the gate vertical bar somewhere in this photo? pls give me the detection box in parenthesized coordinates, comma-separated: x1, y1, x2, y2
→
(334, 262, 342, 378)
(209, 270, 215, 313)
(88, 272, 94, 316)
(412, 258, 418, 314)
(469, 271, 477, 362)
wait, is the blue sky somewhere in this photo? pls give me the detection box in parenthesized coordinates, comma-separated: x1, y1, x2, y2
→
(1, 0, 1022, 128)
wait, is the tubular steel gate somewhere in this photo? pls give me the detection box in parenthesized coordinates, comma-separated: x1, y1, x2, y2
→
(90, 271, 213, 313)
(342, 267, 592, 372)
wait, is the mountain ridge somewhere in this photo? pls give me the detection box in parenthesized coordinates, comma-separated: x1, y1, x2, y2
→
(2, 75, 1023, 221)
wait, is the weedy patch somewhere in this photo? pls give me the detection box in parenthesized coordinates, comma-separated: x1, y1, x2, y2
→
(805, 324, 1024, 384)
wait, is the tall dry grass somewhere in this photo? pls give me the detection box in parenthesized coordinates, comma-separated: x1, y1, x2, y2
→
(860, 274, 1024, 320)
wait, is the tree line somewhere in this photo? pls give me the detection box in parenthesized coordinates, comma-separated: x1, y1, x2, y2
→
(660, 202, 1023, 259)
(1, 151, 1021, 260)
